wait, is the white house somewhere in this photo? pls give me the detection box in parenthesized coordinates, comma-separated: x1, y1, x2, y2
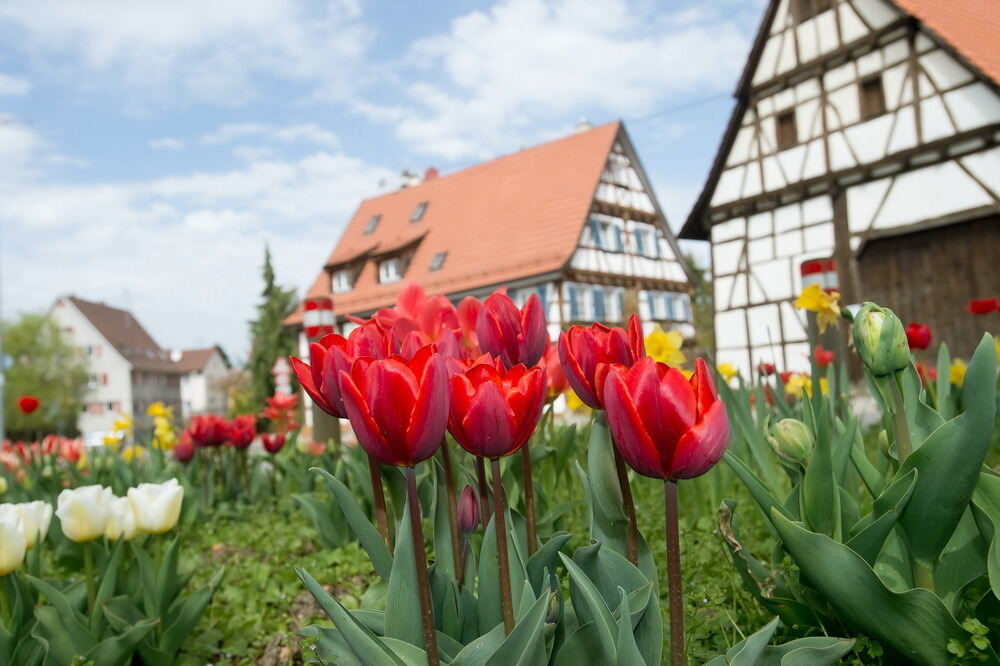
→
(50, 296, 183, 442)
(177, 346, 230, 420)
(681, 0, 1000, 377)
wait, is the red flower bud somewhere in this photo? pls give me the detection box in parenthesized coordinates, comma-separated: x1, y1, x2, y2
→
(338, 345, 448, 467)
(448, 358, 547, 459)
(262, 433, 286, 455)
(17, 395, 39, 414)
(174, 433, 196, 464)
(227, 415, 256, 450)
(756, 362, 775, 376)
(603, 357, 729, 480)
(543, 342, 567, 400)
(457, 485, 479, 534)
(905, 322, 932, 350)
(188, 414, 229, 447)
(557, 314, 645, 409)
(966, 298, 998, 315)
(476, 291, 547, 369)
(813, 344, 835, 367)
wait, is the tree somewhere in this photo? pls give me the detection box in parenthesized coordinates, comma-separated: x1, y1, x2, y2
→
(247, 246, 299, 412)
(3, 313, 89, 438)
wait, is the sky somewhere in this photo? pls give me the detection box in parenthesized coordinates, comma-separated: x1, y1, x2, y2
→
(0, 0, 765, 361)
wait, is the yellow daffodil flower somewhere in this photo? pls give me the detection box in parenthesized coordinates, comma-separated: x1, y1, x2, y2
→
(122, 446, 147, 463)
(717, 363, 739, 383)
(565, 389, 590, 413)
(146, 401, 173, 419)
(950, 358, 967, 386)
(794, 284, 841, 333)
(645, 326, 687, 367)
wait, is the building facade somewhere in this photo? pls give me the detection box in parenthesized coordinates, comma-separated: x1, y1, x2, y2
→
(177, 346, 230, 420)
(51, 296, 184, 442)
(681, 0, 1000, 378)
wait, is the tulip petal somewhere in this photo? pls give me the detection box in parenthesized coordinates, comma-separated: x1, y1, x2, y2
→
(366, 359, 420, 460)
(407, 353, 448, 464)
(560, 330, 601, 408)
(670, 401, 730, 479)
(509, 366, 547, 448)
(339, 369, 395, 465)
(519, 293, 547, 367)
(626, 314, 645, 362)
(448, 373, 476, 447)
(690, 357, 718, 418)
(603, 368, 666, 479)
(461, 380, 516, 458)
(624, 358, 694, 461)
(291, 356, 337, 417)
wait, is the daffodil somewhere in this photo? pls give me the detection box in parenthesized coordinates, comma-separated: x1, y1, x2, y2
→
(794, 284, 841, 333)
(565, 389, 590, 413)
(146, 402, 173, 419)
(644, 326, 686, 367)
(950, 358, 967, 386)
(784, 373, 808, 399)
(717, 363, 739, 383)
(122, 446, 147, 463)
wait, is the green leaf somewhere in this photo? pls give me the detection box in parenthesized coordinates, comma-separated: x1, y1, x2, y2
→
(313, 466, 394, 579)
(771, 509, 996, 665)
(726, 616, 778, 665)
(898, 333, 998, 569)
(85, 618, 159, 666)
(432, 459, 457, 580)
(24, 575, 92, 651)
(384, 490, 424, 647)
(552, 622, 603, 666)
(477, 507, 527, 634)
(972, 472, 1000, 601)
(292, 492, 347, 550)
(800, 400, 840, 539)
(614, 588, 644, 665)
(160, 566, 225, 656)
(450, 623, 506, 666)
(935, 342, 952, 420)
(31, 605, 95, 665)
(525, 532, 571, 594)
(91, 539, 125, 635)
(558, 553, 615, 663)
(485, 590, 551, 666)
(723, 451, 787, 534)
(845, 469, 917, 566)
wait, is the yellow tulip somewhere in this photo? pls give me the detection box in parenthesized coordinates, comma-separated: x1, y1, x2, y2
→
(950, 359, 967, 386)
(123, 446, 147, 462)
(794, 284, 841, 334)
(644, 326, 686, 367)
(717, 363, 739, 383)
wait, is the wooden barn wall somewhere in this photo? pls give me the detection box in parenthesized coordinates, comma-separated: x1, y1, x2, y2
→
(856, 215, 999, 357)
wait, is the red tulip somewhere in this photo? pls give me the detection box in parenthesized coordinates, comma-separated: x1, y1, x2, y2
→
(262, 433, 286, 455)
(338, 345, 448, 467)
(966, 298, 998, 315)
(457, 296, 483, 353)
(291, 320, 397, 419)
(457, 485, 479, 535)
(227, 415, 256, 450)
(17, 395, 39, 415)
(174, 433, 196, 463)
(188, 414, 229, 447)
(448, 357, 547, 459)
(542, 342, 567, 400)
(756, 362, 775, 376)
(905, 322, 932, 350)
(602, 357, 729, 480)
(307, 441, 327, 457)
(813, 344, 835, 367)
(915, 362, 938, 384)
(476, 291, 547, 369)
(558, 314, 645, 409)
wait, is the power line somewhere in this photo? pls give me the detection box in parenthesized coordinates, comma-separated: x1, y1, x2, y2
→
(628, 91, 732, 124)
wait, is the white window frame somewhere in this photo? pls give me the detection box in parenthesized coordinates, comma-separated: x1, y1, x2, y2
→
(331, 269, 352, 293)
(379, 258, 402, 284)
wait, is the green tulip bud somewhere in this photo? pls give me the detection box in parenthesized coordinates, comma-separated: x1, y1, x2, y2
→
(768, 418, 814, 463)
(853, 302, 910, 377)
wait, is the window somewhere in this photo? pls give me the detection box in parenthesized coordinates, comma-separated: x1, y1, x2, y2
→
(332, 269, 352, 293)
(566, 284, 580, 320)
(379, 258, 402, 283)
(430, 251, 447, 271)
(793, 0, 830, 23)
(411, 202, 428, 222)
(678, 294, 692, 322)
(101, 373, 109, 386)
(632, 227, 659, 257)
(587, 218, 603, 249)
(859, 75, 886, 119)
(364, 215, 381, 234)
(662, 293, 676, 320)
(776, 111, 798, 150)
(633, 228, 646, 255)
(591, 287, 606, 321)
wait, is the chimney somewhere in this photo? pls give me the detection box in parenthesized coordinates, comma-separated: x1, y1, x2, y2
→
(400, 168, 423, 188)
(424, 166, 439, 181)
(574, 117, 593, 133)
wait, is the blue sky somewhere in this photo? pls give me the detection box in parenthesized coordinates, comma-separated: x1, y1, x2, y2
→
(0, 0, 765, 360)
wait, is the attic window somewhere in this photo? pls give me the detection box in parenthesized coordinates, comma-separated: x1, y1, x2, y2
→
(430, 251, 447, 271)
(364, 215, 381, 234)
(776, 111, 797, 151)
(859, 76, 886, 119)
(332, 269, 353, 293)
(378, 257, 402, 284)
(411, 202, 428, 222)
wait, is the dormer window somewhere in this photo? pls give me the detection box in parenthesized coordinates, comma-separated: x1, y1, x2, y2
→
(332, 269, 353, 293)
(411, 202, 428, 222)
(379, 257, 402, 284)
(364, 215, 381, 234)
(430, 251, 447, 271)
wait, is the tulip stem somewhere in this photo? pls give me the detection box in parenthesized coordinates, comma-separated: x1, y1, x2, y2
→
(888, 377, 912, 463)
(476, 458, 491, 529)
(201, 449, 213, 512)
(0, 574, 10, 627)
(439, 441, 463, 576)
(83, 542, 96, 617)
(520, 445, 537, 555)
(457, 535, 470, 590)
(367, 456, 392, 550)
(664, 480, 684, 666)
(491, 458, 515, 635)
(404, 467, 439, 666)
(612, 446, 639, 566)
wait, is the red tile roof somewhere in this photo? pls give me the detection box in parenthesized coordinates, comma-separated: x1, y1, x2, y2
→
(894, 0, 1000, 86)
(176, 347, 220, 372)
(288, 121, 621, 322)
(66, 296, 183, 373)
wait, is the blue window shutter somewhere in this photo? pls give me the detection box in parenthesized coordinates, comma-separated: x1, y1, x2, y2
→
(663, 293, 675, 320)
(613, 226, 623, 252)
(652, 229, 661, 258)
(633, 229, 645, 255)
(568, 284, 579, 320)
(616, 290, 624, 321)
(592, 287, 606, 320)
(588, 219, 603, 249)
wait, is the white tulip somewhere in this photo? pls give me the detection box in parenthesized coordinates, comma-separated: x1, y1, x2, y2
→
(105, 496, 139, 541)
(13, 500, 54, 549)
(0, 506, 26, 575)
(128, 478, 184, 535)
(56, 485, 113, 543)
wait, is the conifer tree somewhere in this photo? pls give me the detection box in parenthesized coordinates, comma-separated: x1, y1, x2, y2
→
(248, 246, 298, 412)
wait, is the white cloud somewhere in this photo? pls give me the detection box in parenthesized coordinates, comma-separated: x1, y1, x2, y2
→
(0, 0, 372, 107)
(149, 137, 185, 150)
(201, 122, 339, 148)
(0, 72, 30, 96)
(357, 0, 751, 159)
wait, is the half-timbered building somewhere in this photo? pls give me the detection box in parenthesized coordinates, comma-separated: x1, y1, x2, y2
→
(680, 0, 1000, 378)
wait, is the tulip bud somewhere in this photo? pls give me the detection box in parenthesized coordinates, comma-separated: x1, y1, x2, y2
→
(12, 500, 53, 550)
(854, 303, 910, 377)
(0, 477, 7, 495)
(56, 485, 112, 543)
(767, 419, 814, 463)
(105, 496, 139, 541)
(128, 478, 184, 535)
(546, 590, 561, 625)
(174, 436, 196, 464)
(458, 485, 479, 535)
(0, 506, 26, 575)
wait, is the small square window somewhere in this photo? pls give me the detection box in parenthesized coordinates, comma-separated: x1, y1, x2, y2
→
(859, 76, 886, 119)
(430, 251, 447, 271)
(379, 258, 402, 283)
(776, 111, 798, 150)
(411, 202, 428, 222)
(364, 214, 381, 234)
(332, 269, 352, 293)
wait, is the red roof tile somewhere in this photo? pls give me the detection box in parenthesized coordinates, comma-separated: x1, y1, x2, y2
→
(288, 121, 621, 322)
(894, 0, 1000, 86)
